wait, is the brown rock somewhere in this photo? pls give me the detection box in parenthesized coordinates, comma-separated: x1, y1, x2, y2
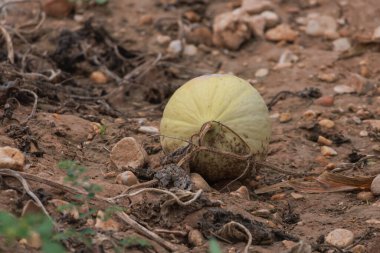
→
(314, 96, 334, 106)
(279, 112, 292, 123)
(183, 11, 200, 22)
(318, 119, 335, 129)
(230, 186, 250, 200)
(185, 26, 213, 46)
(90, 71, 108, 84)
(351, 245, 366, 253)
(290, 192, 304, 200)
(110, 137, 148, 171)
(371, 174, 380, 196)
(357, 191, 374, 201)
(188, 229, 204, 246)
(317, 72, 338, 83)
(265, 24, 298, 42)
(191, 173, 213, 192)
(271, 193, 287, 200)
(139, 14, 153, 25)
(0, 146, 25, 171)
(325, 229, 354, 249)
(317, 135, 333, 146)
(212, 11, 251, 50)
(43, 0, 73, 18)
(241, 0, 274, 14)
(115, 171, 139, 186)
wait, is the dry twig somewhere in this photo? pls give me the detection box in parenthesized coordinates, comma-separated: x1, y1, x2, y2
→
(0, 25, 14, 64)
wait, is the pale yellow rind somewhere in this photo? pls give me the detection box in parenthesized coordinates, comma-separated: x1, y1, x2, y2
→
(160, 74, 271, 157)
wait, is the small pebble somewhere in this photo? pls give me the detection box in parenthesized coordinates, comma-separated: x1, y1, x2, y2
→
(359, 130, 368, 137)
(325, 228, 354, 249)
(271, 193, 287, 200)
(188, 229, 204, 246)
(260, 11, 280, 28)
(366, 219, 380, 224)
(282, 240, 297, 249)
(357, 191, 374, 201)
(255, 68, 269, 78)
(90, 71, 108, 84)
(115, 171, 139, 186)
(279, 112, 292, 123)
(183, 10, 200, 22)
(167, 40, 182, 55)
(265, 24, 299, 42)
(156, 34, 171, 45)
(190, 173, 213, 192)
(0, 146, 25, 171)
(242, 0, 274, 14)
(290, 192, 304, 200)
(318, 119, 335, 128)
(332, 37, 351, 52)
(139, 14, 153, 25)
(230, 186, 250, 200)
(138, 126, 159, 134)
(303, 110, 317, 120)
(314, 96, 334, 107)
(318, 136, 332, 146)
(373, 144, 380, 153)
(351, 245, 366, 253)
(325, 163, 336, 170)
(352, 116, 362, 124)
(334, 84, 355, 94)
(183, 44, 198, 56)
(252, 209, 271, 218)
(321, 146, 337, 156)
(373, 26, 380, 40)
(370, 174, 380, 196)
(317, 72, 338, 83)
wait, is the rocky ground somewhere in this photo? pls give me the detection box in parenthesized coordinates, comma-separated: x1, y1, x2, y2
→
(0, 0, 380, 252)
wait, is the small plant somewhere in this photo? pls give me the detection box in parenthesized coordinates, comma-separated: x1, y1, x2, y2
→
(0, 212, 65, 253)
(99, 124, 107, 137)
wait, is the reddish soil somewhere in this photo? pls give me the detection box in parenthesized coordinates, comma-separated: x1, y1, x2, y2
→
(0, 0, 380, 252)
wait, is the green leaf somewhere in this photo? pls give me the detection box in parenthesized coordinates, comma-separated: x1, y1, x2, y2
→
(42, 241, 66, 253)
(95, 0, 108, 5)
(208, 238, 222, 253)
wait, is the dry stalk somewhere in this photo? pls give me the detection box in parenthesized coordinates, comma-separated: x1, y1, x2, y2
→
(19, 88, 38, 123)
(0, 169, 57, 228)
(107, 187, 203, 207)
(226, 221, 252, 253)
(0, 25, 14, 64)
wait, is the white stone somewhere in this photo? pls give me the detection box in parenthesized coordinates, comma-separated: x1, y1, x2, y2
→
(167, 40, 182, 55)
(255, 68, 269, 78)
(371, 174, 380, 196)
(305, 14, 338, 38)
(333, 84, 355, 94)
(156, 34, 171, 45)
(138, 126, 159, 134)
(260, 11, 280, 28)
(333, 38, 351, 52)
(183, 44, 198, 56)
(325, 229, 354, 249)
(373, 26, 380, 40)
